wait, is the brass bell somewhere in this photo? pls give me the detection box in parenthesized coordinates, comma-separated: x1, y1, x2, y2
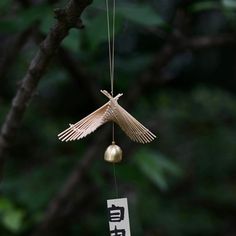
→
(104, 141, 122, 163)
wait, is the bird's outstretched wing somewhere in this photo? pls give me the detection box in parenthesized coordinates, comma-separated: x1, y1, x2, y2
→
(101, 90, 156, 143)
(112, 102, 156, 143)
(58, 103, 109, 142)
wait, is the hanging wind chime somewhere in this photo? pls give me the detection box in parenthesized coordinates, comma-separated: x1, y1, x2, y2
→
(58, 0, 156, 235)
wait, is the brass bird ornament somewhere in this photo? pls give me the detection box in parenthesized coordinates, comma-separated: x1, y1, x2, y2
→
(58, 90, 156, 144)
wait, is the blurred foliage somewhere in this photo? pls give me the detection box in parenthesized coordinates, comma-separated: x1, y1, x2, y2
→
(0, 0, 236, 235)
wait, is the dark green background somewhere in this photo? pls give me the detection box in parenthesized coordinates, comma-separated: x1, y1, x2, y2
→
(0, 0, 236, 235)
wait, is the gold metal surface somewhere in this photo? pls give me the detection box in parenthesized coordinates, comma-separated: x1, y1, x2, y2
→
(104, 142, 122, 163)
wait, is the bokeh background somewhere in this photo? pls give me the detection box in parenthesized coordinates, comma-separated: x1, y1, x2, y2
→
(1, 0, 236, 235)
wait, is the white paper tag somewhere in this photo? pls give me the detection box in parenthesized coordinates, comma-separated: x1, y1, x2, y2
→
(107, 198, 131, 236)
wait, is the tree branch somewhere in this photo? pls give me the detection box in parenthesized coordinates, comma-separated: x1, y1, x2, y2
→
(31, 28, 101, 105)
(0, 0, 92, 179)
(127, 34, 236, 103)
(184, 34, 236, 50)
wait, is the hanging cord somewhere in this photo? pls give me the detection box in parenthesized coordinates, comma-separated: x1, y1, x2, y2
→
(105, 0, 116, 142)
(113, 163, 119, 198)
(105, 0, 116, 96)
(106, 0, 119, 198)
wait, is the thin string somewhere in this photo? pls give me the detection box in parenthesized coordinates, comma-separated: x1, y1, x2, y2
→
(106, 0, 119, 198)
(105, 0, 116, 142)
(105, 0, 116, 96)
(113, 163, 119, 198)
(111, 0, 116, 95)
(105, 0, 112, 92)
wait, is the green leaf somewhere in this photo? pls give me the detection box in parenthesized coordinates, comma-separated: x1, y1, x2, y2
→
(222, 0, 236, 9)
(0, 0, 12, 12)
(135, 149, 182, 191)
(0, 198, 12, 211)
(188, 1, 221, 12)
(20, 5, 52, 23)
(0, 4, 52, 33)
(86, 2, 165, 50)
(0, 198, 25, 233)
(117, 4, 165, 27)
(2, 209, 25, 233)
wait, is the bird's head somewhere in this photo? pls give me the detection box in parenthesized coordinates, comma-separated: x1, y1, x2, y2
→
(100, 90, 123, 101)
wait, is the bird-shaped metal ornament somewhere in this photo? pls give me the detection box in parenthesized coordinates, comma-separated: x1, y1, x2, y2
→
(58, 90, 156, 144)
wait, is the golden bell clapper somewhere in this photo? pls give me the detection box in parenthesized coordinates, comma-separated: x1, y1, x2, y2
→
(104, 142, 122, 163)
